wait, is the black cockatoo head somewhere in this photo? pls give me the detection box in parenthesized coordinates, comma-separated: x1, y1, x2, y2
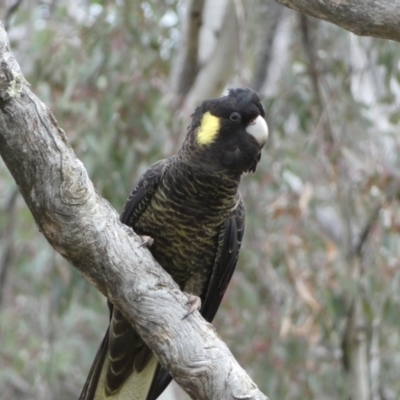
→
(184, 88, 268, 175)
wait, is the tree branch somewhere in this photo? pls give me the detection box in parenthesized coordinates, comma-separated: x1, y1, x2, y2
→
(0, 22, 268, 400)
(352, 204, 381, 258)
(275, 0, 400, 43)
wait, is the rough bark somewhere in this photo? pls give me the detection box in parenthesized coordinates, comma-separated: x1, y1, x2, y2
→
(276, 0, 400, 42)
(0, 22, 268, 400)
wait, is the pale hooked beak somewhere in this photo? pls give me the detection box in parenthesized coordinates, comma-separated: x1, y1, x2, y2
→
(246, 115, 269, 146)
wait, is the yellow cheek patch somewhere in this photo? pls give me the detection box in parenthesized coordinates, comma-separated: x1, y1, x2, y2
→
(197, 112, 220, 145)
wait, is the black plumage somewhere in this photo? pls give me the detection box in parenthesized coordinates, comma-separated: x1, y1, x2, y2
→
(80, 88, 268, 400)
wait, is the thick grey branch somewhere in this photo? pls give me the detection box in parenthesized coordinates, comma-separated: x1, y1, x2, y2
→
(276, 0, 400, 42)
(0, 23, 268, 400)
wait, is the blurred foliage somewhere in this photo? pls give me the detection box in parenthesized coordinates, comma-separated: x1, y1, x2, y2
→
(1, 1, 400, 400)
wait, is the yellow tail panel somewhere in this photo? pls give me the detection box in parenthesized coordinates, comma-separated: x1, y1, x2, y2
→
(94, 355, 158, 400)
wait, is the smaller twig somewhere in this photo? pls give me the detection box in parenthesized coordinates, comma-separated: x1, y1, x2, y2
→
(352, 204, 381, 258)
(341, 292, 370, 400)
